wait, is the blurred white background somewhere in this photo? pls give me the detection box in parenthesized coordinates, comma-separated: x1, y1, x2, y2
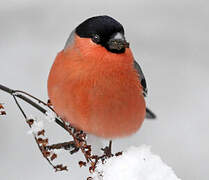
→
(0, 0, 209, 179)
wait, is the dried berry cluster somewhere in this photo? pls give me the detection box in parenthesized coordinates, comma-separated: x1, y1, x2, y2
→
(0, 103, 6, 115)
(69, 127, 123, 173)
(26, 118, 68, 171)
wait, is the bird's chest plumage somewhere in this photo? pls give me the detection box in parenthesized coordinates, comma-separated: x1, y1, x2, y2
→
(48, 47, 146, 138)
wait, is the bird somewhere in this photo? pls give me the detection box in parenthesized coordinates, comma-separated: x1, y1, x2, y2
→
(48, 15, 156, 139)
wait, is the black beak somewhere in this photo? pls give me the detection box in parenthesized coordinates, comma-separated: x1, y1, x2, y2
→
(108, 39, 129, 50)
(107, 32, 129, 51)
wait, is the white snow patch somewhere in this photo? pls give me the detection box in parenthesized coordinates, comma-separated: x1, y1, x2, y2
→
(27, 119, 44, 134)
(92, 145, 181, 180)
(53, 149, 62, 154)
(45, 111, 56, 122)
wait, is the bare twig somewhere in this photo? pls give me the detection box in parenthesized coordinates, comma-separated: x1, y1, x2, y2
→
(12, 95, 27, 119)
(0, 84, 66, 130)
(14, 90, 55, 112)
(46, 141, 77, 152)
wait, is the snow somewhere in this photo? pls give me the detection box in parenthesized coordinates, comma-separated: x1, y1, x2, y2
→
(45, 111, 56, 122)
(92, 145, 181, 180)
(27, 116, 44, 135)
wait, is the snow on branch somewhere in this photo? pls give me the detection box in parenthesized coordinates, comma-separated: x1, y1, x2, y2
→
(92, 145, 181, 180)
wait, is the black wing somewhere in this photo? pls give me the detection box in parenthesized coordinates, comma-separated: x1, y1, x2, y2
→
(134, 60, 148, 97)
(134, 60, 156, 119)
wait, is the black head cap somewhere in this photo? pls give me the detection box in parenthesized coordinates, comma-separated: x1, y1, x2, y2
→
(75, 15, 127, 53)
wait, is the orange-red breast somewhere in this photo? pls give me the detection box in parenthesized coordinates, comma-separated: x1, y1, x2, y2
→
(48, 15, 155, 138)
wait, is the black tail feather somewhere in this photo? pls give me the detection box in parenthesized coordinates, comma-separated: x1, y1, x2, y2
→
(145, 107, 156, 119)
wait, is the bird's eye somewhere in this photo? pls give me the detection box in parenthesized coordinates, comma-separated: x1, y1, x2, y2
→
(91, 34, 100, 43)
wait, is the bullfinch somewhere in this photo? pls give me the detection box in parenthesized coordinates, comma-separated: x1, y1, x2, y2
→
(48, 15, 156, 139)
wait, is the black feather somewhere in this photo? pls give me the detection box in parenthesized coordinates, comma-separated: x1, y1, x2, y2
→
(146, 107, 156, 119)
(134, 60, 156, 119)
(133, 60, 148, 97)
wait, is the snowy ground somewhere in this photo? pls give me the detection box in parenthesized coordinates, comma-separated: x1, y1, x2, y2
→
(0, 0, 209, 179)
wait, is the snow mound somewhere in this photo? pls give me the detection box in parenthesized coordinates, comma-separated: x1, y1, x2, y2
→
(92, 145, 181, 180)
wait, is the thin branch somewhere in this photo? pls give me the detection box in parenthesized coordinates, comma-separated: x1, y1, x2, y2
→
(14, 90, 55, 112)
(0, 84, 14, 94)
(0, 84, 66, 130)
(46, 141, 78, 153)
(12, 95, 27, 119)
